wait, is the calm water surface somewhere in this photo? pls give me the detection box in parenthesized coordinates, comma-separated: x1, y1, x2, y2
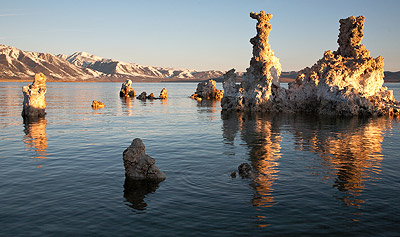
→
(1, 82, 400, 236)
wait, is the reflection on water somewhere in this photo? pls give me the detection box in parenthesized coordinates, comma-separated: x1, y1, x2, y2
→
(161, 98, 167, 107)
(222, 112, 281, 208)
(196, 100, 219, 120)
(123, 178, 162, 212)
(290, 116, 390, 208)
(120, 97, 134, 116)
(222, 112, 391, 211)
(23, 117, 48, 160)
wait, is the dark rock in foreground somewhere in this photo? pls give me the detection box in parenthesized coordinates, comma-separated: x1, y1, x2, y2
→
(123, 138, 166, 180)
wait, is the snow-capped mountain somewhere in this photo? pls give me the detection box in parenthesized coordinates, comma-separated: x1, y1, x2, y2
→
(0, 45, 101, 79)
(0, 44, 226, 81)
(58, 51, 112, 68)
(62, 51, 225, 80)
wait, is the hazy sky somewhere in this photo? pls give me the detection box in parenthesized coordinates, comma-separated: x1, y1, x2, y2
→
(1, 0, 399, 72)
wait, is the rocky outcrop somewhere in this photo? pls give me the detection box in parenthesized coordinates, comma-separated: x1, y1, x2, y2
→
(137, 92, 155, 100)
(91, 100, 105, 108)
(287, 16, 400, 116)
(123, 138, 166, 180)
(119, 79, 135, 97)
(137, 89, 167, 100)
(222, 12, 400, 117)
(230, 162, 255, 179)
(159, 88, 167, 99)
(22, 73, 47, 117)
(222, 11, 283, 112)
(137, 92, 147, 100)
(190, 79, 223, 101)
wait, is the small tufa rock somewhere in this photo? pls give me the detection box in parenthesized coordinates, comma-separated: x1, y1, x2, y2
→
(230, 171, 237, 178)
(191, 79, 223, 101)
(119, 79, 136, 97)
(238, 163, 253, 179)
(159, 88, 167, 99)
(123, 138, 166, 180)
(137, 90, 166, 100)
(137, 92, 147, 100)
(91, 100, 105, 108)
(22, 73, 47, 117)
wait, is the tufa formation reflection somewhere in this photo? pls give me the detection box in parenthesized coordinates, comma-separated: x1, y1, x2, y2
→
(23, 117, 48, 160)
(222, 112, 390, 209)
(222, 112, 281, 208)
(290, 116, 390, 208)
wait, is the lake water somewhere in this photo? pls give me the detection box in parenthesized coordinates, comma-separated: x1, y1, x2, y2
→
(1, 82, 400, 236)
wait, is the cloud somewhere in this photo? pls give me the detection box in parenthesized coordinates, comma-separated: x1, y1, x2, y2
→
(0, 14, 17, 17)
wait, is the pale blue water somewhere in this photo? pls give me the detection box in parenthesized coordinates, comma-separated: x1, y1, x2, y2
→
(1, 82, 400, 236)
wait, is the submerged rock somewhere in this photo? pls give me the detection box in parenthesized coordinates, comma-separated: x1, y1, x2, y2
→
(222, 12, 400, 117)
(119, 79, 135, 97)
(191, 79, 223, 101)
(123, 138, 166, 180)
(159, 88, 167, 99)
(230, 171, 237, 178)
(238, 163, 253, 179)
(91, 100, 105, 108)
(22, 73, 47, 117)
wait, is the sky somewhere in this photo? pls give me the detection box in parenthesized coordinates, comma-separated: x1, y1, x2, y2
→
(1, 0, 400, 72)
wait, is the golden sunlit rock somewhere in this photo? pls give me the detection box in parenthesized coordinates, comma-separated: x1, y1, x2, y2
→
(119, 79, 136, 97)
(22, 73, 47, 117)
(159, 88, 167, 99)
(222, 11, 283, 112)
(287, 15, 400, 116)
(91, 100, 105, 108)
(191, 79, 223, 101)
(222, 13, 400, 116)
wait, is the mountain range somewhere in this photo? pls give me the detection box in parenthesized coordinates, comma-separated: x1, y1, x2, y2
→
(0, 44, 399, 82)
(0, 44, 225, 81)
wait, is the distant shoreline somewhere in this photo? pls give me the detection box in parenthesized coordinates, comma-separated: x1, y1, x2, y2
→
(1, 77, 399, 83)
